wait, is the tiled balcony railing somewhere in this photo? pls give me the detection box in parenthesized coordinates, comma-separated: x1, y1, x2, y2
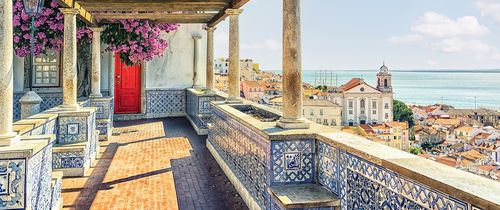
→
(205, 100, 500, 210)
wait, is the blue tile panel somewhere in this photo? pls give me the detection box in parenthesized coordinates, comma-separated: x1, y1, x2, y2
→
(186, 91, 215, 130)
(0, 144, 53, 209)
(146, 89, 186, 117)
(52, 151, 87, 169)
(208, 107, 271, 209)
(317, 141, 477, 210)
(13, 92, 63, 121)
(90, 98, 114, 138)
(271, 140, 315, 184)
(26, 144, 53, 210)
(89, 98, 113, 121)
(0, 159, 26, 209)
(58, 112, 96, 145)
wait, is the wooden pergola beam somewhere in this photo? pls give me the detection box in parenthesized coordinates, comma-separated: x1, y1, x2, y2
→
(80, 2, 228, 12)
(207, 0, 249, 27)
(56, 0, 97, 26)
(93, 13, 217, 23)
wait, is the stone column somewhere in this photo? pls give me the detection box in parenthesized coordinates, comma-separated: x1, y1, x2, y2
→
(226, 9, 243, 102)
(60, 8, 79, 110)
(277, 0, 309, 129)
(90, 27, 103, 98)
(205, 27, 216, 93)
(192, 35, 202, 89)
(0, 0, 20, 146)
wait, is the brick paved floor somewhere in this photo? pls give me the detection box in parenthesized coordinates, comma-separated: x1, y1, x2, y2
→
(61, 117, 248, 210)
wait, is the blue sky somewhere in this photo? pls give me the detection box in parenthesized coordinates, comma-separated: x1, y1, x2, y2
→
(213, 0, 500, 70)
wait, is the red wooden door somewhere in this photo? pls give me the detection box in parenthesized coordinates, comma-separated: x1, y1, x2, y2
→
(114, 53, 141, 114)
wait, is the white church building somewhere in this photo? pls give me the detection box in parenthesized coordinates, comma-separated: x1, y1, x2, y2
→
(331, 64, 394, 126)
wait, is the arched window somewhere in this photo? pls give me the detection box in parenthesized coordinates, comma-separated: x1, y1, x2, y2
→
(360, 99, 366, 108)
(384, 79, 388, 87)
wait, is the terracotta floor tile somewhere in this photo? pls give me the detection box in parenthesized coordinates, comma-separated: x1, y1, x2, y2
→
(61, 117, 247, 210)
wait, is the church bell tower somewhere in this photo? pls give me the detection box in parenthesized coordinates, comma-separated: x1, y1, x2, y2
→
(377, 62, 392, 93)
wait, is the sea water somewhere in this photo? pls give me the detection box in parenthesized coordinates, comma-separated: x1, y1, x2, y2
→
(264, 70, 500, 109)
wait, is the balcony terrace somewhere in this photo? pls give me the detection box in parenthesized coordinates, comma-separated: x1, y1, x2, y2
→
(0, 0, 499, 210)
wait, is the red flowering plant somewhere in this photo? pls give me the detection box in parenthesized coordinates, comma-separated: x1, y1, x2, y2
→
(101, 20, 179, 66)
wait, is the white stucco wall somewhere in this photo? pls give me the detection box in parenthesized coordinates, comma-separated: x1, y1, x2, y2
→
(13, 56, 24, 92)
(146, 24, 207, 89)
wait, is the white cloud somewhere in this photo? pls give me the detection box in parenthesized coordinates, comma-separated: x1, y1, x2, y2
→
(387, 34, 423, 43)
(426, 59, 438, 66)
(241, 39, 280, 51)
(434, 37, 494, 54)
(475, 0, 500, 23)
(411, 12, 489, 38)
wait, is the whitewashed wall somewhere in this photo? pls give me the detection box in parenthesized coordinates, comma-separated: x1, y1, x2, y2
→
(146, 24, 207, 89)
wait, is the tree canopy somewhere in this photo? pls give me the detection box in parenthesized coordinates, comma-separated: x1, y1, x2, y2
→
(393, 100, 414, 127)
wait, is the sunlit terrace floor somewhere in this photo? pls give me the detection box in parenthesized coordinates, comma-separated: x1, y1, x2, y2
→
(61, 117, 248, 210)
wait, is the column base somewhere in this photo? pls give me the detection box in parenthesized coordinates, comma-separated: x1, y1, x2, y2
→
(89, 93, 103, 98)
(226, 97, 243, 104)
(276, 118, 310, 129)
(205, 89, 216, 94)
(59, 104, 80, 111)
(0, 133, 21, 146)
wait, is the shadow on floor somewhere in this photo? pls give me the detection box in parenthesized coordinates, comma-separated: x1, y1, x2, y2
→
(63, 117, 247, 210)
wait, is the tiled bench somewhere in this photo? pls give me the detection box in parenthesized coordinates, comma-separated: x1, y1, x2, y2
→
(269, 184, 340, 210)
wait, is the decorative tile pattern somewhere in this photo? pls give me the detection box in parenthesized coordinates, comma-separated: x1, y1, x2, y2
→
(209, 107, 271, 209)
(146, 89, 186, 117)
(52, 151, 86, 169)
(186, 91, 216, 130)
(13, 92, 63, 121)
(271, 140, 314, 184)
(318, 141, 340, 196)
(89, 98, 113, 120)
(13, 93, 22, 121)
(58, 117, 88, 144)
(26, 144, 53, 210)
(0, 159, 25, 209)
(198, 96, 215, 114)
(317, 142, 475, 210)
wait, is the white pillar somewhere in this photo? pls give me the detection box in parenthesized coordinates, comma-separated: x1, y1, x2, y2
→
(226, 9, 243, 102)
(205, 27, 216, 93)
(60, 8, 79, 110)
(0, 0, 20, 146)
(192, 35, 202, 89)
(90, 27, 103, 98)
(277, 0, 309, 129)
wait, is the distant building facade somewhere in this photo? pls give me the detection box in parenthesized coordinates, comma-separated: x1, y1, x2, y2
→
(302, 99, 342, 127)
(331, 64, 394, 126)
(214, 58, 229, 75)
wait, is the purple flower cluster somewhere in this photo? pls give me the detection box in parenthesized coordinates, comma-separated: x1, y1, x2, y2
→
(13, 0, 179, 64)
(103, 19, 179, 65)
(13, 0, 93, 57)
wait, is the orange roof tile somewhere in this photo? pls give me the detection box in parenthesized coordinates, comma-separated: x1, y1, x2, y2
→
(340, 78, 363, 91)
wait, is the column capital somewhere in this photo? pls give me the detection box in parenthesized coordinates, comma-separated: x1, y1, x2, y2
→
(225, 9, 243, 16)
(91, 27, 104, 33)
(59, 8, 79, 15)
(192, 35, 202, 40)
(204, 26, 217, 32)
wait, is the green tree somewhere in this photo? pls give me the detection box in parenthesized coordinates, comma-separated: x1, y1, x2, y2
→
(409, 146, 422, 155)
(393, 100, 414, 127)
